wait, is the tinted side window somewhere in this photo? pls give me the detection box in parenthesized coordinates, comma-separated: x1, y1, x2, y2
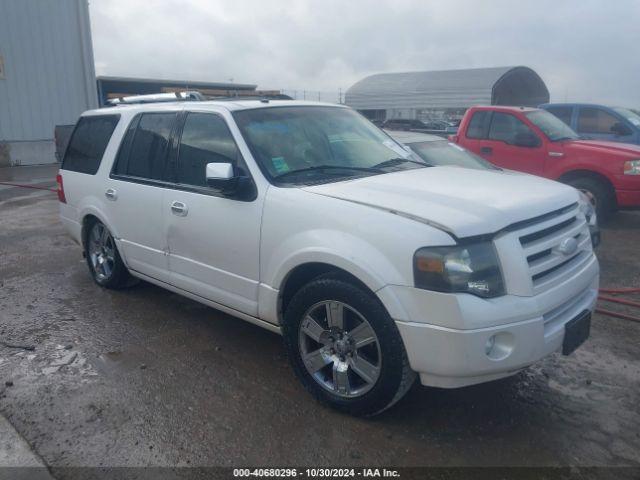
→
(62, 115, 120, 174)
(578, 107, 619, 134)
(176, 113, 240, 187)
(122, 113, 176, 180)
(546, 106, 573, 126)
(466, 111, 489, 139)
(488, 112, 534, 144)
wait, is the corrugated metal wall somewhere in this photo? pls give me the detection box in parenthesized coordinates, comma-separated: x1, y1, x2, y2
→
(0, 0, 97, 143)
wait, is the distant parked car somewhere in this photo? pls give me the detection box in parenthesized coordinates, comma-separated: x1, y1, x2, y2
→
(381, 118, 429, 131)
(452, 106, 640, 220)
(540, 103, 640, 145)
(385, 130, 493, 170)
(388, 130, 599, 246)
(422, 120, 458, 134)
(382, 118, 457, 136)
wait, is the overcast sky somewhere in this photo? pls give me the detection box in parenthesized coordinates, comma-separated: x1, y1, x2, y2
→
(90, 0, 640, 106)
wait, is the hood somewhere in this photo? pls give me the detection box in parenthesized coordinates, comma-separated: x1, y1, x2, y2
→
(565, 139, 640, 158)
(302, 167, 578, 238)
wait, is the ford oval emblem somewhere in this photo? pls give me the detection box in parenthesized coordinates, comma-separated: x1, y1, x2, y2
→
(558, 237, 579, 256)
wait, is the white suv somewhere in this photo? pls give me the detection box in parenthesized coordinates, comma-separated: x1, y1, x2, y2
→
(58, 99, 599, 416)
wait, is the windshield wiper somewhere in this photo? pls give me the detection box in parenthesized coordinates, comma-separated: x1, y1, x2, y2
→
(274, 165, 383, 181)
(552, 136, 577, 142)
(372, 157, 431, 169)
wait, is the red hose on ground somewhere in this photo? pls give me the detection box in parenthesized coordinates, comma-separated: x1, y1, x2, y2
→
(598, 295, 640, 309)
(599, 287, 640, 294)
(0, 181, 56, 192)
(597, 288, 640, 323)
(595, 308, 640, 323)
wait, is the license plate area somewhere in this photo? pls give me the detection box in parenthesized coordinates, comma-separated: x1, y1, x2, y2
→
(562, 310, 591, 355)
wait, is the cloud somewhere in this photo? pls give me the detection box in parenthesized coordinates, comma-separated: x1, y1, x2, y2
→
(89, 0, 640, 106)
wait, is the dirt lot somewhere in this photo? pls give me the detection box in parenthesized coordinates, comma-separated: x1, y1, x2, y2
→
(0, 166, 639, 478)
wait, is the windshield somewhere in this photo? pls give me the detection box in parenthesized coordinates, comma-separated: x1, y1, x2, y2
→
(525, 110, 579, 141)
(408, 140, 496, 170)
(233, 106, 427, 184)
(613, 107, 640, 128)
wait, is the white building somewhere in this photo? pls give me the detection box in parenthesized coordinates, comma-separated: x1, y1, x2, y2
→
(346, 66, 550, 123)
(0, 0, 97, 166)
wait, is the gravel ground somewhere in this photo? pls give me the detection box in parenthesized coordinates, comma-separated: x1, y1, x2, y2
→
(0, 166, 639, 478)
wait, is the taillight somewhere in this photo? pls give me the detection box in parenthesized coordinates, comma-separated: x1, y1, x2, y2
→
(56, 173, 66, 203)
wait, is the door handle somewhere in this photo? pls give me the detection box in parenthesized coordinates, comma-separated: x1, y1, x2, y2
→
(480, 146, 493, 155)
(170, 201, 188, 217)
(105, 188, 117, 201)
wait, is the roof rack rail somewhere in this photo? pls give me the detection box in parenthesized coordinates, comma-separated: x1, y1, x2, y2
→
(205, 93, 294, 101)
(107, 91, 205, 106)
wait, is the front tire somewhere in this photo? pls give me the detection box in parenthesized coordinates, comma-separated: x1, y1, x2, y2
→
(282, 275, 416, 416)
(84, 220, 131, 289)
(566, 176, 615, 222)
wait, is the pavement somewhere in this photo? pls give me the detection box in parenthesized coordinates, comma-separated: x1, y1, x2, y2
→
(0, 164, 639, 478)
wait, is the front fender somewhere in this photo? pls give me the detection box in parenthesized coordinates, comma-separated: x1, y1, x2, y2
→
(266, 230, 407, 293)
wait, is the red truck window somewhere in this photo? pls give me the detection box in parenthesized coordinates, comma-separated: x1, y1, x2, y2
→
(488, 113, 536, 145)
(467, 111, 490, 139)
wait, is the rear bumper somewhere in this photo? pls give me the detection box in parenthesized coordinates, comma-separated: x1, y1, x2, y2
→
(381, 254, 599, 388)
(59, 204, 82, 245)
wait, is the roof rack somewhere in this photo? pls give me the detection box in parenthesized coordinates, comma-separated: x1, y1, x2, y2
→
(107, 91, 205, 106)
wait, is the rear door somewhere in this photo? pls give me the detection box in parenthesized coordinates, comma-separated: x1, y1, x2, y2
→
(164, 111, 263, 316)
(105, 111, 179, 282)
(477, 112, 546, 175)
(458, 110, 491, 153)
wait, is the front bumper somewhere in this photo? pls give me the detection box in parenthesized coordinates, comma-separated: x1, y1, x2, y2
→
(378, 254, 599, 388)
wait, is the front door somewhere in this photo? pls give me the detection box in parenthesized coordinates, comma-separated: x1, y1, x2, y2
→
(477, 112, 546, 176)
(164, 111, 264, 316)
(576, 106, 635, 143)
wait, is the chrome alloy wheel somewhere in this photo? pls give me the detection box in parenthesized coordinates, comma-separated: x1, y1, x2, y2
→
(88, 223, 116, 281)
(298, 300, 382, 398)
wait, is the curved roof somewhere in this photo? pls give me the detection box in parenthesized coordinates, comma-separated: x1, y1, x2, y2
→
(345, 66, 549, 110)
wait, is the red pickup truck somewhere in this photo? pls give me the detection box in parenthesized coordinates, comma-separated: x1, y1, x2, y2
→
(451, 106, 640, 219)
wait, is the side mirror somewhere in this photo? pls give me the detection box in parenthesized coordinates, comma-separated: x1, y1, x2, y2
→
(513, 132, 540, 148)
(611, 122, 632, 137)
(206, 162, 235, 190)
(205, 162, 256, 200)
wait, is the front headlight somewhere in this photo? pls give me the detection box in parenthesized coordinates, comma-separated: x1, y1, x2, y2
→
(624, 160, 640, 175)
(413, 242, 505, 298)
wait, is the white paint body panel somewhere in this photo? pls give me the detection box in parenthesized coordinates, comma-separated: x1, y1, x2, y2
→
(59, 100, 599, 389)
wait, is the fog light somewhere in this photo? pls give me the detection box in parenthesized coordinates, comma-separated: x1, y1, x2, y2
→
(484, 332, 515, 361)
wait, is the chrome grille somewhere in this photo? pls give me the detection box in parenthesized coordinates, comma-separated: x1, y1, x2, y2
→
(515, 204, 593, 294)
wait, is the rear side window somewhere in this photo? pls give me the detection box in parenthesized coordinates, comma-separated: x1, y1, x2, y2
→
(62, 115, 120, 174)
(466, 111, 490, 139)
(113, 113, 176, 180)
(546, 106, 573, 126)
(176, 113, 240, 187)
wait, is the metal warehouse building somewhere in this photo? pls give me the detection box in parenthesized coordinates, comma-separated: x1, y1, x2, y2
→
(0, 0, 98, 166)
(345, 66, 549, 123)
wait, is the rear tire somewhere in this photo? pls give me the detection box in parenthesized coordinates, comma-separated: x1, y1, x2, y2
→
(565, 176, 615, 222)
(84, 219, 131, 289)
(282, 274, 416, 416)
